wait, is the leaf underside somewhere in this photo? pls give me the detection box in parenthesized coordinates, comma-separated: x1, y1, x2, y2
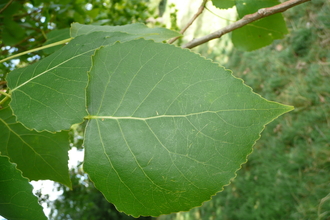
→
(83, 39, 293, 217)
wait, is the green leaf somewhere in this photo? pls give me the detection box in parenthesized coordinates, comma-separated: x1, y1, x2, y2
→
(43, 28, 71, 55)
(211, 0, 236, 9)
(0, 101, 71, 187)
(70, 23, 181, 41)
(0, 155, 47, 220)
(232, 0, 288, 51)
(236, 0, 280, 16)
(83, 39, 293, 217)
(7, 31, 146, 132)
(158, 0, 167, 17)
(7, 24, 181, 132)
(2, 17, 25, 46)
(86, 8, 100, 19)
(1, 1, 21, 16)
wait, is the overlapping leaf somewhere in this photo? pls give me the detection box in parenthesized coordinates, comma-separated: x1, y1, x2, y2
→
(7, 24, 179, 132)
(0, 101, 71, 187)
(0, 155, 47, 220)
(71, 23, 181, 41)
(83, 39, 293, 216)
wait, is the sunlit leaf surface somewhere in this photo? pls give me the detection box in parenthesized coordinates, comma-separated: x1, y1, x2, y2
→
(84, 39, 293, 216)
(0, 155, 47, 220)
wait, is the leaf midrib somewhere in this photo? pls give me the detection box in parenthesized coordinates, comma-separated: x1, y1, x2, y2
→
(87, 108, 284, 121)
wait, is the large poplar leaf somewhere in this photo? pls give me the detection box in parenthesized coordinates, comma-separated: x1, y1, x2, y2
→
(232, 0, 288, 51)
(7, 25, 177, 132)
(71, 23, 181, 41)
(0, 101, 71, 187)
(84, 39, 293, 217)
(0, 155, 47, 220)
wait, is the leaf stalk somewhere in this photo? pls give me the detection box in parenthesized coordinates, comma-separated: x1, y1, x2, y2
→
(0, 38, 73, 64)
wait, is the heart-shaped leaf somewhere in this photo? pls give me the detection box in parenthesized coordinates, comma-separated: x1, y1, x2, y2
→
(83, 39, 293, 216)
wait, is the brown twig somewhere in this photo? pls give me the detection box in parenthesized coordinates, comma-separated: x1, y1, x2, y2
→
(0, 0, 14, 14)
(168, 0, 208, 44)
(182, 0, 311, 49)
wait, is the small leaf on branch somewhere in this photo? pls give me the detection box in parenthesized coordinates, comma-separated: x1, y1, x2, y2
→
(212, 0, 236, 9)
(83, 39, 293, 217)
(232, 0, 288, 51)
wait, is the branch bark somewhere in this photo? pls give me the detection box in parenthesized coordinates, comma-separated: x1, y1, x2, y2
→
(0, 0, 14, 14)
(168, 0, 208, 44)
(182, 0, 311, 49)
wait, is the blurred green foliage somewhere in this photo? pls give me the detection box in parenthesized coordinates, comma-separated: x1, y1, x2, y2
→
(160, 1, 330, 220)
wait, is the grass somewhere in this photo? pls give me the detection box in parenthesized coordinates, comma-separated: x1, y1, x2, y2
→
(159, 1, 330, 220)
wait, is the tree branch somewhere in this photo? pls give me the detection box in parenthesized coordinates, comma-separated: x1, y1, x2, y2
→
(0, 0, 14, 14)
(168, 0, 208, 44)
(182, 0, 311, 49)
(0, 38, 72, 64)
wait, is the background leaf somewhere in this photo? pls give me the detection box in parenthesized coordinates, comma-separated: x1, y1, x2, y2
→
(158, 0, 167, 17)
(2, 17, 26, 46)
(211, 0, 236, 9)
(70, 23, 181, 41)
(0, 155, 47, 220)
(42, 28, 71, 55)
(83, 39, 293, 217)
(0, 101, 71, 187)
(232, 0, 288, 51)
